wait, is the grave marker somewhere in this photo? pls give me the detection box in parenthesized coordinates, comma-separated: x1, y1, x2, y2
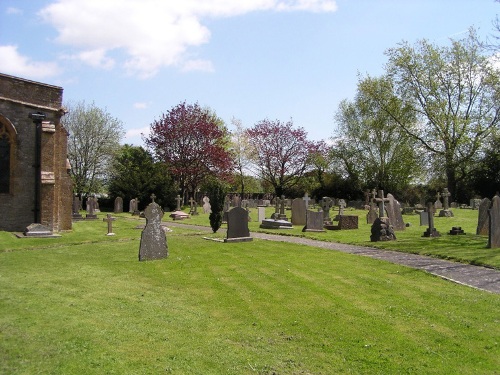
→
(139, 199, 168, 261)
(476, 197, 491, 235)
(103, 214, 116, 236)
(488, 196, 500, 248)
(225, 207, 253, 242)
(114, 196, 123, 213)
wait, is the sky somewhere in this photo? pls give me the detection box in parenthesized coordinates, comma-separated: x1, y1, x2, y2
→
(0, 0, 498, 145)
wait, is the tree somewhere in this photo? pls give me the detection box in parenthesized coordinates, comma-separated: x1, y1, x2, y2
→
(246, 119, 314, 196)
(378, 30, 500, 199)
(230, 117, 254, 197)
(206, 178, 229, 233)
(107, 145, 176, 211)
(63, 100, 124, 196)
(145, 102, 234, 203)
(332, 75, 422, 195)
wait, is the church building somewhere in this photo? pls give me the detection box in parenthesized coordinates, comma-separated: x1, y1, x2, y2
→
(0, 73, 72, 232)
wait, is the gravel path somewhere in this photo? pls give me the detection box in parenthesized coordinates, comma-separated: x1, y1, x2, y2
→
(165, 222, 500, 294)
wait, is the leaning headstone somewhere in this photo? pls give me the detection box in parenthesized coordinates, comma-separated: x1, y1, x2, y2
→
(488, 196, 500, 248)
(291, 198, 306, 225)
(225, 207, 253, 242)
(302, 210, 325, 232)
(476, 197, 491, 235)
(386, 193, 405, 231)
(139, 197, 168, 261)
(114, 196, 123, 213)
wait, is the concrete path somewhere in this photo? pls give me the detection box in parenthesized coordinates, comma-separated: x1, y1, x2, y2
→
(165, 222, 500, 295)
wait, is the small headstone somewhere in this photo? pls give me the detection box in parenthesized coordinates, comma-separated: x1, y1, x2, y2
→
(488, 196, 500, 248)
(175, 195, 182, 211)
(72, 196, 83, 220)
(114, 196, 123, 213)
(132, 198, 141, 216)
(257, 206, 266, 223)
(189, 197, 199, 215)
(225, 207, 253, 242)
(386, 193, 405, 231)
(23, 223, 53, 237)
(302, 210, 325, 232)
(471, 198, 482, 210)
(476, 197, 491, 235)
(449, 226, 465, 235)
(139, 200, 168, 261)
(86, 196, 98, 220)
(434, 192, 443, 210)
(419, 210, 429, 226)
(291, 198, 306, 225)
(321, 197, 333, 222)
(103, 214, 116, 236)
(422, 203, 440, 237)
(129, 198, 136, 213)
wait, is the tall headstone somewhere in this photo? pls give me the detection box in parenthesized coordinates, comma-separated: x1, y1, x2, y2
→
(386, 193, 405, 231)
(257, 206, 266, 223)
(139, 198, 168, 261)
(202, 196, 212, 214)
(476, 197, 491, 235)
(291, 198, 306, 225)
(488, 196, 500, 248)
(114, 196, 123, 213)
(225, 207, 252, 242)
(373, 190, 390, 218)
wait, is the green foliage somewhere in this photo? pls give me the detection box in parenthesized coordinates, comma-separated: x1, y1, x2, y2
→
(205, 179, 229, 233)
(107, 145, 177, 211)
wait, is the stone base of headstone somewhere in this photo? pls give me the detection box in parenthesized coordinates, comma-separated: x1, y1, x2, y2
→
(72, 213, 84, 221)
(439, 209, 454, 217)
(422, 228, 441, 237)
(224, 237, 253, 243)
(370, 217, 396, 242)
(169, 211, 190, 220)
(86, 214, 98, 220)
(260, 219, 293, 229)
(449, 226, 465, 235)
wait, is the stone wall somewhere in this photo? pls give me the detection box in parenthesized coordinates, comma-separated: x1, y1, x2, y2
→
(0, 73, 72, 232)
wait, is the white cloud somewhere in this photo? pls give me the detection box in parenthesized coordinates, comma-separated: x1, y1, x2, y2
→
(0, 45, 60, 79)
(133, 102, 149, 109)
(39, 0, 336, 78)
(124, 125, 150, 145)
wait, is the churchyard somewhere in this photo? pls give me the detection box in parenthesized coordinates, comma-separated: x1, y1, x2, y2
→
(1, 205, 499, 374)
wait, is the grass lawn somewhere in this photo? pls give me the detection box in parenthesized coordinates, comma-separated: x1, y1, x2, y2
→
(1, 210, 499, 374)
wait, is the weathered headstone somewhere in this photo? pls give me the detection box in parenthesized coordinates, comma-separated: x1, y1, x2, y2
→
(419, 210, 429, 226)
(422, 203, 440, 237)
(129, 198, 136, 213)
(189, 197, 199, 215)
(302, 210, 325, 232)
(434, 192, 443, 210)
(386, 193, 405, 231)
(139, 199, 168, 261)
(175, 195, 182, 211)
(291, 198, 306, 225)
(72, 196, 83, 220)
(373, 190, 390, 218)
(86, 196, 98, 220)
(202, 196, 212, 214)
(476, 197, 491, 235)
(103, 214, 116, 236)
(488, 196, 500, 248)
(257, 206, 266, 223)
(321, 197, 333, 222)
(114, 196, 123, 213)
(439, 188, 454, 217)
(370, 217, 396, 241)
(366, 189, 378, 224)
(225, 207, 252, 242)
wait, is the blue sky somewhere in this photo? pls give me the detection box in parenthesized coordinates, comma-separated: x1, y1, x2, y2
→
(0, 0, 498, 145)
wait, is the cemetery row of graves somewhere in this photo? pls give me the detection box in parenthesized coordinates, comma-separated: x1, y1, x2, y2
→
(65, 188, 500, 267)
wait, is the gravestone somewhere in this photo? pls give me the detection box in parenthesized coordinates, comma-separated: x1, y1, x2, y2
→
(72, 196, 83, 220)
(386, 193, 405, 231)
(471, 198, 482, 210)
(175, 195, 182, 211)
(189, 197, 199, 215)
(366, 189, 378, 224)
(278, 195, 288, 220)
(370, 217, 396, 241)
(223, 196, 231, 223)
(303, 193, 311, 210)
(129, 198, 136, 213)
(438, 188, 454, 217)
(132, 198, 140, 216)
(334, 199, 346, 220)
(225, 207, 253, 242)
(488, 196, 500, 248)
(103, 214, 116, 236)
(86, 196, 98, 220)
(422, 203, 440, 237)
(202, 196, 212, 214)
(476, 198, 491, 235)
(23, 223, 54, 237)
(302, 210, 325, 232)
(114, 196, 123, 213)
(449, 226, 465, 235)
(321, 197, 334, 222)
(257, 206, 266, 223)
(434, 192, 443, 210)
(139, 197, 168, 261)
(291, 198, 306, 225)
(419, 210, 429, 226)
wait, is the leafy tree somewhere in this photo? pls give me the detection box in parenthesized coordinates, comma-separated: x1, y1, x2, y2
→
(145, 102, 234, 203)
(206, 178, 229, 233)
(377, 30, 500, 199)
(63, 100, 124, 196)
(246, 119, 314, 196)
(230, 117, 254, 197)
(107, 145, 176, 211)
(468, 131, 500, 198)
(332, 75, 422, 195)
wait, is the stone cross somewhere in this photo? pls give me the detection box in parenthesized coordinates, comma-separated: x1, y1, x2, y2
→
(441, 188, 451, 210)
(338, 199, 346, 216)
(303, 193, 311, 210)
(150, 193, 156, 203)
(175, 195, 182, 210)
(374, 190, 390, 218)
(364, 190, 371, 206)
(103, 214, 116, 236)
(274, 197, 280, 214)
(279, 195, 286, 215)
